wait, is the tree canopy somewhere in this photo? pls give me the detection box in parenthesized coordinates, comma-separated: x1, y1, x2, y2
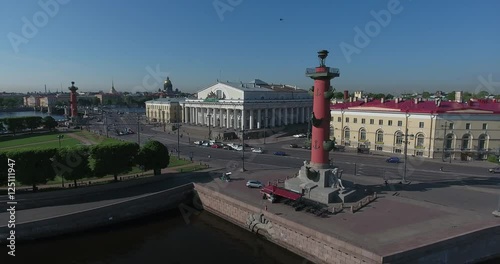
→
(138, 140, 170, 175)
(89, 142, 139, 181)
(53, 146, 92, 188)
(42, 116, 58, 131)
(6, 148, 58, 190)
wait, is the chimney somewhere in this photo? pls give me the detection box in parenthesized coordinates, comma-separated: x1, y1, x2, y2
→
(414, 98, 418, 104)
(344, 90, 349, 100)
(381, 97, 385, 104)
(455, 91, 463, 103)
(395, 98, 399, 104)
(349, 97, 353, 102)
(364, 97, 368, 103)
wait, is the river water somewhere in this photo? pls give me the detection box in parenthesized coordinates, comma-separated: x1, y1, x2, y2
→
(7, 210, 305, 264)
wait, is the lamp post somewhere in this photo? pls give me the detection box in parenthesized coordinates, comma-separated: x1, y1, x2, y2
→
(57, 134, 64, 187)
(442, 121, 447, 162)
(403, 111, 414, 183)
(264, 116, 269, 145)
(177, 106, 181, 159)
(241, 129, 246, 172)
(340, 108, 345, 146)
(207, 113, 212, 140)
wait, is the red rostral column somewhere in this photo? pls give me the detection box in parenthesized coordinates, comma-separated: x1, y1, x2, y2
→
(68, 81, 78, 118)
(306, 50, 339, 166)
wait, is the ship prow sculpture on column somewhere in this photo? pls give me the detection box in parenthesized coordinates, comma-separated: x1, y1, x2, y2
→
(285, 50, 357, 204)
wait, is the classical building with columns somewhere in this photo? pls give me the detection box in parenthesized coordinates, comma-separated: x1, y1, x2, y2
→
(145, 98, 184, 123)
(182, 79, 312, 130)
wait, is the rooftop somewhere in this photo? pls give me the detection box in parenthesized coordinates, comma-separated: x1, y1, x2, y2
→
(211, 79, 308, 93)
(145, 97, 185, 104)
(331, 98, 500, 114)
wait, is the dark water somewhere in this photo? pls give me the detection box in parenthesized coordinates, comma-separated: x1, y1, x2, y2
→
(4, 210, 305, 264)
(0, 111, 66, 120)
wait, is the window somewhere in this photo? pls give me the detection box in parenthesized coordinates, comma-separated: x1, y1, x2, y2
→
(359, 128, 366, 141)
(376, 130, 384, 143)
(397, 120, 403, 126)
(337, 117, 341, 122)
(478, 134, 487, 150)
(395, 132, 403, 145)
(449, 123, 454, 129)
(416, 151, 423, 156)
(388, 120, 393, 126)
(353, 118, 357, 123)
(370, 119, 374, 124)
(344, 128, 350, 140)
(482, 123, 487, 130)
(462, 134, 471, 149)
(346, 117, 349, 123)
(466, 123, 471, 130)
(361, 118, 366, 124)
(419, 122, 424, 128)
(416, 134, 424, 147)
(395, 149, 402, 153)
(379, 120, 383, 125)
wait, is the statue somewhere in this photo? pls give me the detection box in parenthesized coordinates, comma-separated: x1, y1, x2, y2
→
(330, 168, 345, 190)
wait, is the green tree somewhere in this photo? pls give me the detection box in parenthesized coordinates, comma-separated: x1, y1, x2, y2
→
(137, 140, 169, 175)
(463, 92, 473, 102)
(42, 116, 58, 131)
(93, 97, 101, 106)
(475, 91, 490, 99)
(422, 91, 431, 99)
(0, 120, 5, 132)
(0, 152, 8, 186)
(446, 91, 455, 101)
(24, 116, 43, 133)
(53, 146, 91, 188)
(90, 142, 140, 181)
(8, 148, 57, 191)
(4, 117, 25, 135)
(333, 92, 344, 99)
(385, 94, 394, 99)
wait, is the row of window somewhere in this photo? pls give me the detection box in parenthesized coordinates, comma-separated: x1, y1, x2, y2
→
(342, 128, 425, 147)
(335, 117, 489, 130)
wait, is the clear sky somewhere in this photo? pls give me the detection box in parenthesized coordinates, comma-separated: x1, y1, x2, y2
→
(1, 0, 499, 95)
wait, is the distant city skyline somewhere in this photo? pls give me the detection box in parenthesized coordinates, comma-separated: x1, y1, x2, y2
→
(1, 0, 499, 94)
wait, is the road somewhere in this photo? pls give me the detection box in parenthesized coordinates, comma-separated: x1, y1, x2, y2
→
(86, 111, 500, 191)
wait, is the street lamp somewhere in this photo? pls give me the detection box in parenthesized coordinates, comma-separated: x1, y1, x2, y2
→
(207, 113, 212, 140)
(241, 129, 246, 172)
(263, 116, 269, 145)
(177, 106, 181, 159)
(57, 134, 64, 188)
(441, 121, 452, 163)
(340, 108, 345, 146)
(403, 111, 414, 184)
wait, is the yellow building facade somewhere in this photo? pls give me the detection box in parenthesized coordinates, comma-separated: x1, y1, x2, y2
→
(331, 98, 500, 160)
(145, 98, 183, 124)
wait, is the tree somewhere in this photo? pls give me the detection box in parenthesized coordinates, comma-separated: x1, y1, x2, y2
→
(24, 116, 43, 133)
(422, 91, 431, 99)
(445, 91, 455, 101)
(89, 142, 140, 181)
(42, 116, 58, 131)
(0, 120, 5, 132)
(0, 152, 8, 186)
(4, 117, 25, 135)
(53, 146, 91, 188)
(8, 148, 57, 191)
(137, 140, 169, 175)
(475, 91, 490, 99)
(333, 92, 344, 99)
(385, 94, 394, 99)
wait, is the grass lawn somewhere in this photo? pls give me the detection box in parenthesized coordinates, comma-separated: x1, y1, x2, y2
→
(74, 130, 121, 145)
(176, 164, 207, 172)
(169, 156, 191, 167)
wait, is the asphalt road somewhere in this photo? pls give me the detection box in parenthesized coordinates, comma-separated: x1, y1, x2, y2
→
(86, 111, 500, 190)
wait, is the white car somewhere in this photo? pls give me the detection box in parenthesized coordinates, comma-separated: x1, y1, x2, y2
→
(246, 180, 263, 188)
(252, 148, 263, 153)
(293, 133, 306, 138)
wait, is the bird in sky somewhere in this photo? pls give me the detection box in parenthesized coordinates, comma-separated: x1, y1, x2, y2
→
(279, 18, 283, 21)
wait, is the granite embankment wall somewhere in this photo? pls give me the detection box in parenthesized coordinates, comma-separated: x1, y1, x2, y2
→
(194, 184, 380, 264)
(194, 184, 500, 264)
(0, 183, 194, 242)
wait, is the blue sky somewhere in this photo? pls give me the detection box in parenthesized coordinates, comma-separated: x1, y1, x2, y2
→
(1, 0, 499, 94)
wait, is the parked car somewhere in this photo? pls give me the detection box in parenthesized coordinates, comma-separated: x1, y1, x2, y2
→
(252, 147, 263, 153)
(246, 180, 263, 188)
(293, 133, 306, 138)
(211, 144, 222, 148)
(273, 151, 286, 156)
(289, 144, 298, 148)
(386, 157, 400, 163)
(488, 167, 500, 173)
